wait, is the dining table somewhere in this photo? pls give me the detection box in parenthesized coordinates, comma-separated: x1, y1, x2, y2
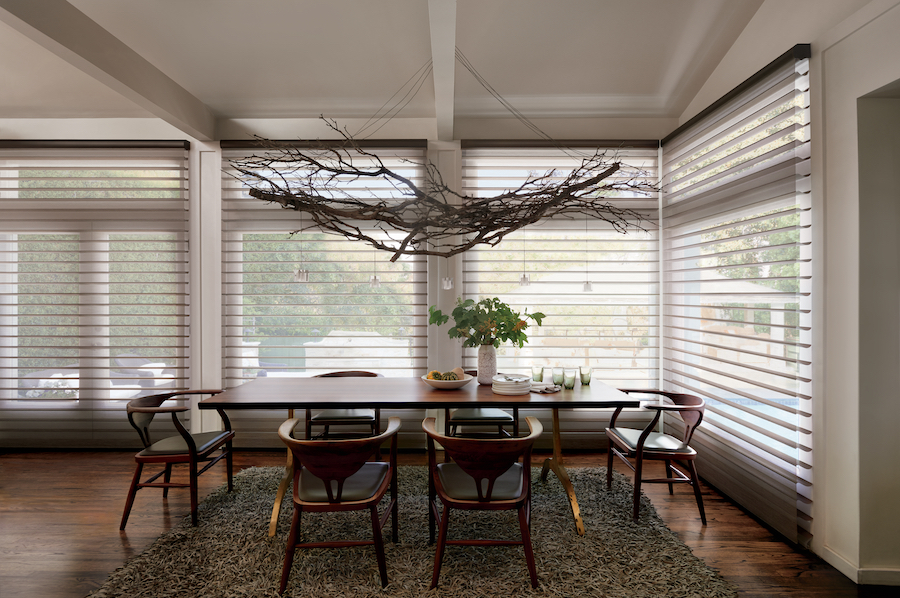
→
(198, 375, 641, 536)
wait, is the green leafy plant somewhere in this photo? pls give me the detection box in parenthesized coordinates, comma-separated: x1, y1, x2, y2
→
(428, 297, 545, 348)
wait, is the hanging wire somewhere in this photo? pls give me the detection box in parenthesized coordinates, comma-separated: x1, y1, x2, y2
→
(354, 58, 434, 139)
(369, 246, 381, 287)
(348, 48, 591, 160)
(294, 212, 310, 283)
(583, 215, 593, 292)
(455, 48, 591, 159)
(519, 233, 530, 286)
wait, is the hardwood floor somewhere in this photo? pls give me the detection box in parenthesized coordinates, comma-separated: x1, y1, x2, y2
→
(0, 449, 893, 598)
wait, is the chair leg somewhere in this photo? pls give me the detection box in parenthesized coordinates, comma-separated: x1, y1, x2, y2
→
(687, 460, 707, 525)
(189, 460, 199, 526)
(606, 445, 614, 489)
(665, 460, 675, 494)
(430, 504, 451, 589)
(162, 463, 172, 498)
(632, 454, 644, 523)
(428, 478, 437, 544)
(279, 506, 301, 594)
(391, 469, 399, 543)
(226, 444, 234, 492)
(518, 503, 539, 588)
(120, 462, 143, 530)
(370, 504, 388, 588)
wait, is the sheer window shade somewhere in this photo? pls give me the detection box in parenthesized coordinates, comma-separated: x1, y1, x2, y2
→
(221, 145, 429, 446)
(0, 143, 191, 449)
(661, 45, 812, 544)
(460, 145, 660, 448)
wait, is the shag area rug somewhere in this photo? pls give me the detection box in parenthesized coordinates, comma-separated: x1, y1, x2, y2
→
(90, 466, 736, 597)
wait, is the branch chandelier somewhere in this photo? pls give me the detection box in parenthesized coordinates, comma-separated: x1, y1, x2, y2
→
(230, 49, 658, 262)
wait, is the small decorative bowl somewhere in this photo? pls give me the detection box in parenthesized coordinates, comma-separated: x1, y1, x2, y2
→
(421, 373, 474, 390)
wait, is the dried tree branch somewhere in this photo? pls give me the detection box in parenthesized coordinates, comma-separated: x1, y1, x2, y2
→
(230, 118, 657, 261)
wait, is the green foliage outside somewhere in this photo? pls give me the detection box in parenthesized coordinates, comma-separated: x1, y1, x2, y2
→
(10, 168, 186, 376)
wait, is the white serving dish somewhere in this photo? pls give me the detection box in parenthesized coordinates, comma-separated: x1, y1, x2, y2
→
(421, 373, 474, 389)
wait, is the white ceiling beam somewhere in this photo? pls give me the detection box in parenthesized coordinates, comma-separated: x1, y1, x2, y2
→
(0, 0, 216, 140)
(428, 0, 457, 141)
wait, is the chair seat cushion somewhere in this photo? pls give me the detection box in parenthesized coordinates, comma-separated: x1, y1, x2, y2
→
(606, 426, 695, 455)
(140, 430, 231, 456)
(297, 462, 389, 502)
(437, 462, 524, 501)
(310, 408, 376, 422)
(449, 408, 514, 423)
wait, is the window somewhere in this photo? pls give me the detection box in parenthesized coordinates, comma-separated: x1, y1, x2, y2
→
(661, 45, 812, 544)
(460, 145, 660, 386)
(459, 144, 660, 447)
(221, 144, 429, 385)
(0, 143, 190, 448)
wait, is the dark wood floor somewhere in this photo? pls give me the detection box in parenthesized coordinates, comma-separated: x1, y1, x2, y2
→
(0, 449, 893, 598)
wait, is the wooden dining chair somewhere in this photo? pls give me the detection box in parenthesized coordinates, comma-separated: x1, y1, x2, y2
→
(443, 370, 518, 438)
(277, 416, 401, 594)
(305, 371, 383, 439)
(120, 389, 234, 530)
(422, 415, 543, 589)
(605, 389, 707, 524)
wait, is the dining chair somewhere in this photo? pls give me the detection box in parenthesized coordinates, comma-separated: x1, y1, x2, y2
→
(444, 370, 518, 438)
(422, 415, 543, 589)
(305, 371, 383, 439)
(120, 389, 234, 530)
(277, 416, 401, 593)
(605, 389, 707, 524)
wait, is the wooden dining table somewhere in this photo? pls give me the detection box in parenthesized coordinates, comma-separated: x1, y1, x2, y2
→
(199, 375, 640, 536)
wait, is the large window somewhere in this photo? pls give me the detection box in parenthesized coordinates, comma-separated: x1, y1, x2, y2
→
(662, 45, 812, 544)
(460, 145, 660, 387)
(221, 144, 429, 386)
(0, 143, 191, 448)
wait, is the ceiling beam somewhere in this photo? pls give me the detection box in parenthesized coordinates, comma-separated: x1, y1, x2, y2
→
(428, 0, 457, 141)
(0, 0, 216, 140)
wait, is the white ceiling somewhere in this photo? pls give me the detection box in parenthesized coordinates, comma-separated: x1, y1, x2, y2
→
(0, 0, 785, 141)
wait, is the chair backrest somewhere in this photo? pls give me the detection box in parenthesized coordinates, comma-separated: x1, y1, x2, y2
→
(422, 416, 542, 501)
(663, 392, 705, 445)
(278, 416, 401, 502)
(126, 390, 223, 448)
(313, 371, 383, 378)
(620, 389, 705, 445)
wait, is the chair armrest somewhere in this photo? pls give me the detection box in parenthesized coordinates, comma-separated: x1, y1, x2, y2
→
(129, 404, 189, 414)
(644, 402, 705, 412)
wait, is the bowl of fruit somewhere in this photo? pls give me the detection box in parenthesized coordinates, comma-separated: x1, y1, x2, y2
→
(421, 367, 473, 389)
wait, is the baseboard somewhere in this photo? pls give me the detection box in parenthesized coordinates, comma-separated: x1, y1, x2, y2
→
(822, 546, 900, 586)
(821, 546, 861, 583)
(858, 568, 900, 586)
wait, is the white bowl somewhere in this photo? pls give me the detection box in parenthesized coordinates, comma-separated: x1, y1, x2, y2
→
(421, 373, 474, 389)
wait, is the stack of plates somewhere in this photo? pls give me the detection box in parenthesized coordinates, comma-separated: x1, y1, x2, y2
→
(492, 374, 532, 395)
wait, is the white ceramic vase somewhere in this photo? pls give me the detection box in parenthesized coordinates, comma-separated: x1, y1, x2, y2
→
(477, 343, 497, 385)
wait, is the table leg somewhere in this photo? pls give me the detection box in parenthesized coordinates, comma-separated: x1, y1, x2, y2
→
(540, 408, 585, 536)
(269, 409, 295, 537)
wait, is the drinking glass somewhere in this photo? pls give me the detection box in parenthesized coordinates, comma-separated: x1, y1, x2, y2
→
(532, 366, 544, 382)
(580, 366, 592, 385)
(552, 368, 564, 385)
(563, 368, 577, 389)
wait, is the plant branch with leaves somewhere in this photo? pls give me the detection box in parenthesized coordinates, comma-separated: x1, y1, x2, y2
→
(429, 297, 545, 348)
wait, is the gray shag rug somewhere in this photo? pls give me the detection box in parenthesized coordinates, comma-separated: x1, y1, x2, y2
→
(90, 466, 736, 597)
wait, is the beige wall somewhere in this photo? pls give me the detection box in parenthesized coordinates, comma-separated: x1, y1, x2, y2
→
(818, 3, 900, 583)
(857, 96, 900, 572)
